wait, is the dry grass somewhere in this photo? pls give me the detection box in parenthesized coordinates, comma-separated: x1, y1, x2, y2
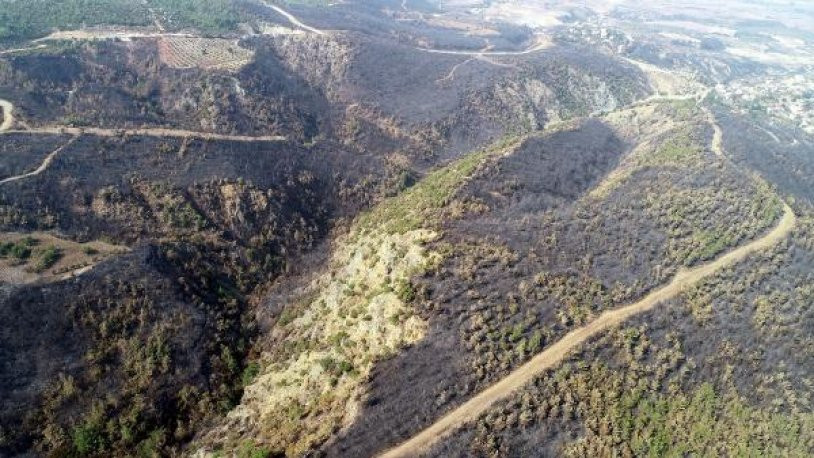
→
(0, 232, 126, 284)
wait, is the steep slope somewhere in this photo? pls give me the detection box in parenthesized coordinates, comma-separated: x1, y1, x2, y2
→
(323, 99, 785, 457)
(430, 207, 814, 457)
(193, 138, 520, 457)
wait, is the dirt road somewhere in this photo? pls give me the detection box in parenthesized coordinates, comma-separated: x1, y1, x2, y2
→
(416, 38, 551, 56)
(0, 44, 47, 56)
(1, 97, 285, 142)
(379, 200, 795, 457)
(0, 99, 14, 132)
(1, 126, 286, 142)
(259, 0, 327, 36)
(0, 136, 80, 185)
(33, 30, 194, 42)
(706, 108, 725, 157)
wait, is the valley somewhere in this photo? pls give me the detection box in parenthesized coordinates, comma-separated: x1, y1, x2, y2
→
(0, 1, 812, 457)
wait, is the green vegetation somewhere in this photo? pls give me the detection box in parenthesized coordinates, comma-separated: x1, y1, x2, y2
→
(241, 362, 261, 388)
(237, 441, 271, 458)
(147, 0, 243, 34)
(446, 211, 814, 457)
(647, 180, 782, 266)
(461, 320, 814, 457)
(71, 421, 104, 455)
(646, 128, 703, 166)
(34, 245, 62, 272)
(564, 375, 814, 456)
(0, 236, 37, 262)
(0, 0, 150, 41)
(0, 0, 247, 42)
(394, 279, 416, 303)
(357, 136, 518, 235)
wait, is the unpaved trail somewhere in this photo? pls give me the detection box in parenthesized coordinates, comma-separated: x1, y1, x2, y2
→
(259, 1, 550, 56)
(2, 126, 286, 142)
(259, 0, 327, 36)
(416, 38, 551, 56)
(0, 135, 80, 185)
(705, 108, 725, 157)
(436, 57, 475, 84)
(0, 99, 14, 132)
(379, 202, 795, 458)
(0, 44, 47, 56)
(34, 30, 194, 42)
(1, 97, 285, 142)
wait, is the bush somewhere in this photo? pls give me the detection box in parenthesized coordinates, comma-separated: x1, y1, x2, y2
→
(395, 279, 416, 303)
(238, 441, 271, 458)
(0, 241, 31, 261)
(241, 362, 261, 387)
(72, 423, 104, 456)
(34, 245, 62, 272)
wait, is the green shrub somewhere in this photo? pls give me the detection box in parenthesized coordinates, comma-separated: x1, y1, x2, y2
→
(395, 279, 416, 303)
(72, 422, 104, 456)
(241, 362, 261, 387)
(238, 441, 271, 458)
(0, 0, 151, 41)
(34, 245, 62, 272)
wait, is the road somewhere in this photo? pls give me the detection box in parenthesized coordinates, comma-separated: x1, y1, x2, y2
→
(0, 97, 286, 142)
(706, 108, 725, 157)
(0, 136, 79, 185)
(416, 38, 552, 57)
(259, 0, 327, 36)
(0, 44, 48, 56)
(379, 87, 795, 457)
(379, 202, 795, 458)
(0, 98, 286, 186)
(33, 30, 195, 42)
(1, 125, 286, 142)
(262, 1, 551, 57)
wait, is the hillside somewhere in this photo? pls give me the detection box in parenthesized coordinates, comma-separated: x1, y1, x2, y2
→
(1, 1, 812, 457)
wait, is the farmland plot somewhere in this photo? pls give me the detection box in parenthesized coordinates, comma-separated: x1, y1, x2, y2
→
(158, 37, 253, 71)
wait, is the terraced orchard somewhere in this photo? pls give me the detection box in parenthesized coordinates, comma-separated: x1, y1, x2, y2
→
(157, 38, 254, 71)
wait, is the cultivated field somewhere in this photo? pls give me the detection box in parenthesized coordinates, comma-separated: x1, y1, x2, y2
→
(157, 37, 254, 71)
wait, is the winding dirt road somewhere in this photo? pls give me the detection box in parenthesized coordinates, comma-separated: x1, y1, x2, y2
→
(33, 30, 194, 42)
(1, 96, 285, 142)
(0, 135, 80, 185)
(263, 1, 550, 57)
(0, 44, 47, 56)
(380, 201, 795, 458)
(416, 38, 552, 57)
(259, 0, 327, 36)
(1, 125, 286, 142)
(706, 108, 725, 158)
(380, 89, 795, 457)
(0, 97, 286, 185)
